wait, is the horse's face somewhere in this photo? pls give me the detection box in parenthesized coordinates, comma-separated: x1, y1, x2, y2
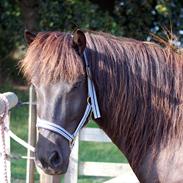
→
(24, 30, 87, 174)
(35, 79, 87, 174)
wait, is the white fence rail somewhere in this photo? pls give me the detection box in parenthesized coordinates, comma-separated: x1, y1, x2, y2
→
(0, 92, 18, 114)
(65, 127, 139, 183)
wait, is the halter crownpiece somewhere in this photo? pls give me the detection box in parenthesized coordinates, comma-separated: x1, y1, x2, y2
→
(36, 50, 101, 145)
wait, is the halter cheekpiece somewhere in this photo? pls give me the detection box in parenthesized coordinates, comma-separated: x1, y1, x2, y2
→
(36, 50, 101, 146)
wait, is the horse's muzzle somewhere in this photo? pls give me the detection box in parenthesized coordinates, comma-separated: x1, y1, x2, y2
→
(35, 148, 67, 175)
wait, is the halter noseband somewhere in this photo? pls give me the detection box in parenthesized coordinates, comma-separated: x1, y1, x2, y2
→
(36, 51, 101, 145)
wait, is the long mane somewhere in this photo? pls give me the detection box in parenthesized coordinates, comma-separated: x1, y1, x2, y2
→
(21, 30, 183, 169)
(84, 31, 183, 168)
(20, 31, 85, 84)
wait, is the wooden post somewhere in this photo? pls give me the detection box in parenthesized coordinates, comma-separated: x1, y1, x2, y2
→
(26, 86, 37, 183)
(64, 136, 79, 183)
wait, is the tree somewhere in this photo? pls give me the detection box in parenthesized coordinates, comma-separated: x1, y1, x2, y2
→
(0, 0, 183, 82)
(90, 0, 183, 41)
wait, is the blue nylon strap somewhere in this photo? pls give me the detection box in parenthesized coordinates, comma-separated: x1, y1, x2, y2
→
(83, 51, 101, 119)
(36, 103, 92, 142)
(37, 118, 74, 142)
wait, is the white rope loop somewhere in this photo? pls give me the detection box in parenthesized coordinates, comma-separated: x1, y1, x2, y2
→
(5, 128, 35, 152)
(0, 95, 9, 183)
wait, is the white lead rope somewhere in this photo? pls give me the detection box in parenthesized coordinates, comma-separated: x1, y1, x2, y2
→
(4, 127, 35, 152)
(0, 95, 9, 183)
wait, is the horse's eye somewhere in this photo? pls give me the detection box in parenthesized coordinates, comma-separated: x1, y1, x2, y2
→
(72, 81, 82, 90)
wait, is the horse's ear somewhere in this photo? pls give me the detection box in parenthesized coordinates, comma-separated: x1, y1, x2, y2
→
(24, 30, 37, 45)
(72, 29, 86, 55)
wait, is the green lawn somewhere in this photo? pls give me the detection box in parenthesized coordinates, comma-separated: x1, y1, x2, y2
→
(0, 83, 128, 183)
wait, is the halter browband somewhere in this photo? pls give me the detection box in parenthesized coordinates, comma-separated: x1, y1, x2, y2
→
(36, 50, 101, 145)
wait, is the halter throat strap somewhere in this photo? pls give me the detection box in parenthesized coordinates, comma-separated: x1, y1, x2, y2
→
(84, 51, 101, 118)
(36, 50, 101, 144)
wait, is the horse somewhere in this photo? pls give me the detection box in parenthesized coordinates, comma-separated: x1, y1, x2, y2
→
(21, 29, 183, 183)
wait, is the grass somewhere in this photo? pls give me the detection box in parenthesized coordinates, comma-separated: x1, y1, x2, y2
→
(0, 83, 128, 183)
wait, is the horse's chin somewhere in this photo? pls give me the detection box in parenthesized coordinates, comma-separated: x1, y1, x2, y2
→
(35, 163, 67, 175)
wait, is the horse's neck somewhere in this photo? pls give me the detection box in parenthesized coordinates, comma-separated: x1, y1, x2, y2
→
(89, 37, 183, 182)
(95, 116, 128, 154)
(96, 115, 183, 182)
(91, 52, 183, 182)
(90, 52, 133, 157)
(137, 141, 183, 182)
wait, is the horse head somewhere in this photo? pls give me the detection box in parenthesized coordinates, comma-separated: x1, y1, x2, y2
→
(23, 29, 92, 174)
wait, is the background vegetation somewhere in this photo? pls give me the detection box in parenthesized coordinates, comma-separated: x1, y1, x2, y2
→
(1, 0, 183, 182)
(1, 0, 183, 82)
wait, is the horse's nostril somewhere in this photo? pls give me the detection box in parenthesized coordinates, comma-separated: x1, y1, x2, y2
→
(48, 151, 62, 169)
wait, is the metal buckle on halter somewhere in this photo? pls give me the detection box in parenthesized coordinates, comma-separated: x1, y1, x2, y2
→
(87, 96, 91, 104)
(86, 96, 92, 121)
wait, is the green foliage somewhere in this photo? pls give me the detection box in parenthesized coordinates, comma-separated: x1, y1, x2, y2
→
(39, 0, 122, 34)
(0, 0, 183, 81)
(114, 0, 183, 40)
(0, 0, 122, 81)
(0, 0, 23, 58)
(0, 0, 24, 82)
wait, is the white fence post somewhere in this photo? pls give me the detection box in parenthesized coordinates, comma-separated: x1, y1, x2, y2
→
(26, 86, 37, 183)
(64, 135, 79, 183)
(63, 127, 139, 183)
(0, 92, 18, 183)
